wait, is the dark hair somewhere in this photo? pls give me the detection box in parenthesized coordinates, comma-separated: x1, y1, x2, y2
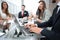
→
(38, 0, 46, 10)
(1, 1, 11, 17)
(37, 1, 46, 19)
(22, 5, 25, 7)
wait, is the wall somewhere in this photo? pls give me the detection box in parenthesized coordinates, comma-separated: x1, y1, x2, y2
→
(0, 0, 2, 11)
(49, 0, 56, 13)
(1, 0, 57, 16)
(24, 0, 40, 15)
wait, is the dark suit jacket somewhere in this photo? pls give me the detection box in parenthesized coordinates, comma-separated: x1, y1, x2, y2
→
(37, 6, 60, 40)
(18, 10, 29, 18)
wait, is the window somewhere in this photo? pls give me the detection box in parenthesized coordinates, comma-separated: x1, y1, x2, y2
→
(24, 0, 40, 14)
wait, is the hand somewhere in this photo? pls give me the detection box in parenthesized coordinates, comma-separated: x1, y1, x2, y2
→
(36, 19, 42, 23)
(23, 17, 27, 20)
(0, 20, 3, 24)
(28, 16, 32, 20)
(24, 23, 36, 28)
(29, 27, 43, 34)
(24, 23, 30, 28)
(6, 17, 12, 20)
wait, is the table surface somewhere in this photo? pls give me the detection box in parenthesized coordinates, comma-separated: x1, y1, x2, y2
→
(0, 17, 44, 40)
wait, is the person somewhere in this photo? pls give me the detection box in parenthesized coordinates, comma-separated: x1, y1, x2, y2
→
(0, 1, 12, 33)
(18, 5, 29, 18)
(25, 0, 60, 40)
(34, 1, 51, 23)
(24, 1, 51, 29)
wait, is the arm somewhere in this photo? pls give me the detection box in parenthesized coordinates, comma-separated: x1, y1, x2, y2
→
(37, 16, 53, 27)
(37, 8, 55, 28)
(29, 25, 58, 40)
(41, 29, 57, 40)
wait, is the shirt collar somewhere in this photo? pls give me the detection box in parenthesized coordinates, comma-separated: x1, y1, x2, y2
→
(57, 1, 60, 7)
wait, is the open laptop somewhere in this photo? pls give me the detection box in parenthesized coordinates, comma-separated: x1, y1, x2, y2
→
(0, 32, 5, 37)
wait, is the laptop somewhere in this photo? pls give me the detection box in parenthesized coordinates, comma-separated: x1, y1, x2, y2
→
(0, 32, 5, 37)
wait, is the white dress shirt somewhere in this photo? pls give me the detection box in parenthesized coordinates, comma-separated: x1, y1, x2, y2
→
(57, 1, 60, 13)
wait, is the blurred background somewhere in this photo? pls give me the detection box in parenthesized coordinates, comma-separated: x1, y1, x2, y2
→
(0, 0, 57, 17)
(0, 0, 58, 40)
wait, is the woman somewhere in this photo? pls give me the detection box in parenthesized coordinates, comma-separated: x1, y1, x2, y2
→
(0, 1, 12, 33)
(24, 1, 52, 29)
(35, 1, 51, 23)
(1, 1, 11, 19)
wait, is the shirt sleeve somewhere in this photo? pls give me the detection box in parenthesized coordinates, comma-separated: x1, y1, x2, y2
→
(41, 28, 58, 40)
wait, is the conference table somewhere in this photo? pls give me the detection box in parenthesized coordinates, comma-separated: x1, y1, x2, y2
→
(0, 16, 45, 40)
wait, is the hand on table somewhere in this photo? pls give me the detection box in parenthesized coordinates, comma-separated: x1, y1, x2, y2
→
(23, 17, 27, 20)
(6, 17, 12, 20)
(29, 27, 43, 34)
(24, 23, 36, 29)
(36, 19, 42, 23)
(0, 20, 3, 24)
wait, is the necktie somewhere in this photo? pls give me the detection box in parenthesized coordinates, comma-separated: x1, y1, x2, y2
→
(22, 11, 24, 17)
